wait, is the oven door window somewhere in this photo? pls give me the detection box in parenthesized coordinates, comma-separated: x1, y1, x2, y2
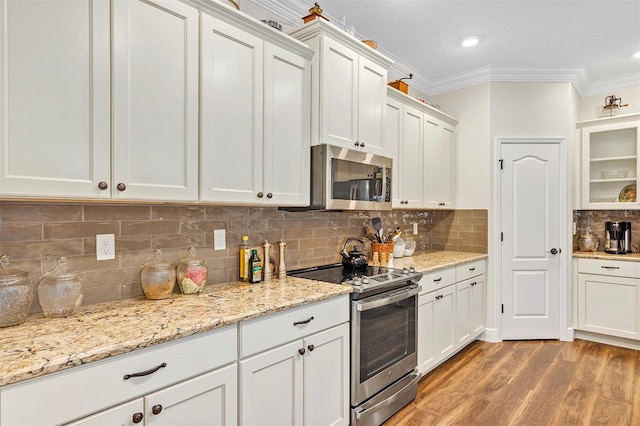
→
(331, 158, 390, 202)
(359, 296, 416, 381)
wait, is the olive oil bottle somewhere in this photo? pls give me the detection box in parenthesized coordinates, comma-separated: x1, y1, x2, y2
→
(248, 249, 262, 283)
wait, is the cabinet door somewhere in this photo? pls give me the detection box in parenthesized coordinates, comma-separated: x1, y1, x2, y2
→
(580, 120, 640, 209)
(200, 13, 264, 204)
(417, 292, 437, 375)
(578, 273, 640, 340)
(385, 97, 403, 208)
(395, 104, 423, 208)
(434, 284, 456, 360)
(470, 275, 486, 337)
(146, 364, 238, 426)
(0, 0, 110, 198)
(263, 43, 310, 206)
(303, 323, 350, 426)
(455, 278, 473, 347)
(357, 56, 387, 155)
(112, 0, 198, 201)
(66, 399, 144, 426)
(239, 340, 303, 426)
(424, 118, 455, 208)
(318, 36, 358, 149)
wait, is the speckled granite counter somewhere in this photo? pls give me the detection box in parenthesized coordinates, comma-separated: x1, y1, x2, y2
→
(395, 250, 488, 272)
(573, 251, 640, 261)
(0, 250, 486, 388)
(0, 277, 350, 387)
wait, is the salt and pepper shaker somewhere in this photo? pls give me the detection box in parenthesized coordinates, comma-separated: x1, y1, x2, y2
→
(262, 240, 272, 282)
(278, 239, 287, 280)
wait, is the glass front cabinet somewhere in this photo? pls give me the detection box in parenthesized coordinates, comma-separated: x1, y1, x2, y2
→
(579, 114, 640, 209)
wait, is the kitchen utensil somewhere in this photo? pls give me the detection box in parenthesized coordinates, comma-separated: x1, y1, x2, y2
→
(340, 238, 368, 268)
(371, 218, 383, 242)
(0, 255, 34, 327)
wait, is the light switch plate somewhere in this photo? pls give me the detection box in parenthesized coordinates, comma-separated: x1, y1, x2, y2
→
(214, 229, 226, 250)
(413, 223, 418, 234)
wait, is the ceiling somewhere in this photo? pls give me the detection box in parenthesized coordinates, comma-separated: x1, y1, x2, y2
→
(251, 0, 640, 96)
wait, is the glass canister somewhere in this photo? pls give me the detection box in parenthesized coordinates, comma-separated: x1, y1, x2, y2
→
(38, 257, 84, 318)
(392, 238, 406, 258)
(176, 247, 207, 294)
(578, 229, 599, 252)
(0, 255, 34, 327)
(141, 250, 175, 300)
(404, 237, 416, 256)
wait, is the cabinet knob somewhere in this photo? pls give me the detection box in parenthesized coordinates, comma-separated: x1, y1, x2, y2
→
(307, 344, 315, 352)
(267, 192, 273, 199)
(257, 192, 264, 198)
(354, 142, 360, 147)
(152, 404, 163, 415)
(360, 142, 365, 148)
(132, 413, 144, 423)
(298, 348, 306, 355)
(116, 183, 126, 192)
(98, 181, 108, 190)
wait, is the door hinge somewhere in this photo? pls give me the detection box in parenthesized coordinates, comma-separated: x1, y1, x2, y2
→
(500, 232, 503, 241)
(501, 304, 504, 314)
(499, 159, 504, 170)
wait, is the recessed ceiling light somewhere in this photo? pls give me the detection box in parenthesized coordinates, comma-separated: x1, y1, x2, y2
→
(633, 50, 640, 59)
(460, 35, 482, 47)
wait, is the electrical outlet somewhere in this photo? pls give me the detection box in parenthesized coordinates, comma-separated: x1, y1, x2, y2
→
(413, 223, 418, 234)
(96, 234, 115, 261)
(214, 229, 226, 251)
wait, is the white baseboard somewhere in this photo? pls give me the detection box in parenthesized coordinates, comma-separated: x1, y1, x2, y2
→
(481, 328, 501, 343)
(574, 330, 640, 350)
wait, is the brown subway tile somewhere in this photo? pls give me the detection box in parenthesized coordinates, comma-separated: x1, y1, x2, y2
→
(84, 205, 151, 221)
(152, 206, 205, 220)
(0, 240, 84, 260)
(268, 219, 299, 230)
(83, 284, 122, 306)
(181, 220, 228, 234)
(0, 203, 82, 223)
(0, 223, 42, 242)
(205, 207, 250, 220)
(152, 234, 206, 250)
(121, 220, 180, 236)
(44, 222, 119, 239)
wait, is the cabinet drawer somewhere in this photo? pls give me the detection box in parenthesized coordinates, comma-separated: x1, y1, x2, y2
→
(419, 267, 456, 295)
(456, 259, 486, 282)
(1, 325, 237, 426)
(239, 295, 349, 358)
(577, 258, 640, 278)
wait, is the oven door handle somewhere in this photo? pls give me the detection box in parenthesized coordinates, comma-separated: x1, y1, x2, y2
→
(355, 286, 421, 311)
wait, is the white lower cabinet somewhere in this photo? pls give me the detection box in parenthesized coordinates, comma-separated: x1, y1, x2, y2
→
(238, 296, 350, 426)
(417, 259, 487, 376)
(577, 258, 640, 340)
(68, 365, 237, 426)
(0, 326, 238, 426)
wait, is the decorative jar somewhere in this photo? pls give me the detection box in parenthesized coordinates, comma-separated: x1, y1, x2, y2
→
(403, 238, 416, 256)
(141, 250, 175, 300)
(0, 255, 34, 327)
(38, 257, 84, 317)
(176, 247, 207, 294)
(578, 230, 599, 252)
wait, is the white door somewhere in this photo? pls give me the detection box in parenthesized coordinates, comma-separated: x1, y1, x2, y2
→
(357, 56, 387, 155)
(397, 104, 423, 207)
(500, 140, 562, 339)
(112, 0, 199, 201)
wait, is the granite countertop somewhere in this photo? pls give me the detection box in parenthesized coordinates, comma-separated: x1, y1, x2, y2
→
(0, 250, 487, 387)
(573, 251, 640, 261)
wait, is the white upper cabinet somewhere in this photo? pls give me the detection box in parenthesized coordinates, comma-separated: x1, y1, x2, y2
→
(387, 87, 458, 209)
(0, 0, 110, 198)
(578, 114, 640, 210)
(290, 20, 393, 157)
(112, 0, 199, 201)
(0, 0, 199, 201)
(200, 14, 311, 206)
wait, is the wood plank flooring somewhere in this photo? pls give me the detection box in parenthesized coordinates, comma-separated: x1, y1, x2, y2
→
(385, 339, 640, 425)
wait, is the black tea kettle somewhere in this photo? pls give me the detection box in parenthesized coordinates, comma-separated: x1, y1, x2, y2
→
(340, 238, 368, 269)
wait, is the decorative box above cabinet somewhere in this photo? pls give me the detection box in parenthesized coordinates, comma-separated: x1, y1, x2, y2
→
(289, 19, 394, 157)
(578, 113, 640, 210)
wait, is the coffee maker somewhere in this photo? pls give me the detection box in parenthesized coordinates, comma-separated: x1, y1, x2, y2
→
(605, 221, 632, 254)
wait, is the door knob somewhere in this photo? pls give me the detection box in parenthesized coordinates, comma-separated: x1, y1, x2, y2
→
(547, 248, 560, 255)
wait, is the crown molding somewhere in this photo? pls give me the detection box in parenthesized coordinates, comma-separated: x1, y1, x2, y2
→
(252, 0, 638, 98)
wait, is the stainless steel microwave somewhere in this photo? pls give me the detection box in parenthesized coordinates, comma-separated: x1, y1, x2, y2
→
(308, 144, 392, 211)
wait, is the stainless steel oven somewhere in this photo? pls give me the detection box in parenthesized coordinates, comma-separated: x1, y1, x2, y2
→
(288, 264, 422, 426)
(351, 284, 420, 425)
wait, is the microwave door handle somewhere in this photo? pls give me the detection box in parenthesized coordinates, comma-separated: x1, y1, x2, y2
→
(355, 286, 421, 311)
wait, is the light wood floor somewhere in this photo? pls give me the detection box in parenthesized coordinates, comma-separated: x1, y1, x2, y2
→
(385, 339, 640, 425)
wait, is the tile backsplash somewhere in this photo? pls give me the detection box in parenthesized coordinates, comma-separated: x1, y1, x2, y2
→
(574, 210, 640, 252)
(0, 202, 487, 310)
